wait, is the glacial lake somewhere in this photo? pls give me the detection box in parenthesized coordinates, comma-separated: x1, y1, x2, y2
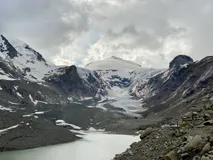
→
(0, 132, 139, 160)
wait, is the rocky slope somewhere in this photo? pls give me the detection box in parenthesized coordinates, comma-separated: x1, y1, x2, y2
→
(114, 99, 213, 160)
(114, 55, 213, 160)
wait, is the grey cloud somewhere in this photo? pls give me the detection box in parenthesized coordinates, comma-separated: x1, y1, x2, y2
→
(1, 0, 213, 68)
(84, 0, 213, 68)
(0, 0, 90, 60)
(106, 26, 162, 51)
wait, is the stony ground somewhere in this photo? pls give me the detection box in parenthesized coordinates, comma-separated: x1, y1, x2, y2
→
(113, 99, 213, 160)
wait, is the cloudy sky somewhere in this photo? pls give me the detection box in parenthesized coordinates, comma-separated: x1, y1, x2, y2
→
(0, 0, 213, 68)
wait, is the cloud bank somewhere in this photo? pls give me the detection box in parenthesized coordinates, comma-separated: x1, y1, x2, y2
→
(0, 0, 213, 68)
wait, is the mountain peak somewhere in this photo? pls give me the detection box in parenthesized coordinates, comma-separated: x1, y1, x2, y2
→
(0, 35, 55, 81)
(86, 56, 141, 71)
(169, 55, 193, 69)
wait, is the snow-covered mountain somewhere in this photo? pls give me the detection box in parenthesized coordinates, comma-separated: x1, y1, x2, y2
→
(85, 56, 163, 116)
(86, 56, 161, 87)
(0, 35, 106, 105)
(0, 35, 56, 81)
(4, 34, 213, 119)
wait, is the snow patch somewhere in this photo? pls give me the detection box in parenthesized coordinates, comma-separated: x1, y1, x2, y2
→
(56, 120, 81, 130)
(0, 125, 19, 134)
(88, 127, 105, 132)
(35, 111, 44, 115)
(0, 105, 13, 112)
(16, 92, 23, 99)
(8, 101, 20, 105)
(29, 94, 48, 105)
(23, 114, 33, 118)
(14, 86, 18, 90)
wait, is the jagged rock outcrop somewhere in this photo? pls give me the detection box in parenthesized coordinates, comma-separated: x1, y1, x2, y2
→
(0, 35, 19, 58)
(169, 55, 193, 69)
(44, 65, 106, 98)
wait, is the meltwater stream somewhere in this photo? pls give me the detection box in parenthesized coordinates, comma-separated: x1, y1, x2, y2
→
(0, 132, 139, 160)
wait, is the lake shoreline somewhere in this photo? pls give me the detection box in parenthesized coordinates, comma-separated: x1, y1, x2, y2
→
(0, 132, 140, 160)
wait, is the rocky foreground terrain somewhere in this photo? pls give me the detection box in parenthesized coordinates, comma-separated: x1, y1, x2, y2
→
(114, 95, 213, 159)
(114, 99, 213, 160)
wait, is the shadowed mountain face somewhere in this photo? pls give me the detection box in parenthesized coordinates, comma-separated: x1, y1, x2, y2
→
(44, 65, 106, 98)
(169, 55, 193, 69)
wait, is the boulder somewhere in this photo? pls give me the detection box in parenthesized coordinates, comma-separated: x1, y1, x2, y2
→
(206, 110, 213, 116)
(140, 127, 155, 140)
(164, 150, 180, 160)
(203, 113, 211, 121)
(184, 135, 202, 151)
(201, 155, 211, 160)
(203, 120, 213, 126)
(193, 156, 201, 160)
(201, 143, 211, 155)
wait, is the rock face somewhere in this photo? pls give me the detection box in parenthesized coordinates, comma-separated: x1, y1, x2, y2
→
(169, 55, 193, 69)
(62, 65, 81, 83)
(0, 35, 19, 59)
(45, 65, 106, 98)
